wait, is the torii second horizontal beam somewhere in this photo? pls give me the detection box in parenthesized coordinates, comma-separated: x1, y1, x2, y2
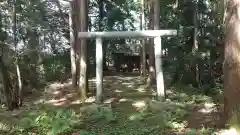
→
(78, 30, 177, 38)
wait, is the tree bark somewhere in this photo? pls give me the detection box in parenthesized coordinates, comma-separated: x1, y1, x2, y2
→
(140, 0, 147, 76)
(78, 0, 88, 99)
(99, 0, 108, 71)
(27, 29, 41, 88)
(192, 0, 200, 87)
(99, 0, 104, 37)
(13, 0, 22, 107)
(0, 51, 18, 110)
(69, 1, 77, 88)
(98, 0, 108, 71)
(72, 0, 80, 87)
(223, 0, 240, 126)
(147, 0, 157, 86)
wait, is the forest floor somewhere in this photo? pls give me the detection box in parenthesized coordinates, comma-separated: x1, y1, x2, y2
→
(0, 73, 229, 135)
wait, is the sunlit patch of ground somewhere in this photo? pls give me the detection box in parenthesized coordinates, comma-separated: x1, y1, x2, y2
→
(217, 128, 240, 135)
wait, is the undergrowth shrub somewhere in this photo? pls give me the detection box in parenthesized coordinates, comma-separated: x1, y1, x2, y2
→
(80, 103, 116, 123)
(147, 101, 188, 129)
(210, 83, 224, 103)
(127, 100, 189, 131)
(15, 85, 219, 135)
(229, 107, 240, 133)
(16, 104, 116, 135)
(18, 107, 82, 135)
(43, 51, 70, 82)
(186, 128, 217, 135)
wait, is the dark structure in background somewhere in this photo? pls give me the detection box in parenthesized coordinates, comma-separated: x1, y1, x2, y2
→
(113, 53, 149, 73)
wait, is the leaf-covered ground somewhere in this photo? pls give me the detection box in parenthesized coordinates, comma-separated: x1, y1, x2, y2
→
(0, 74, 226, 135)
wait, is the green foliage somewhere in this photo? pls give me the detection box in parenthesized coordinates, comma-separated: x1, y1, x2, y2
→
(229, 107, 240, 132)
(0, 0, 227, 134)
(77, 131, 99, 135)
(145, 102, 188, 129)
(43, 51, 71, 82)
(168, 85, 214, 105)
(0, 0, 224, 90)
(186, 128, 217, 135)
(77, 86, 216, 135)
(18, 107, 82, 135)
(5, 83, 221, 135)
(186, 129, 198, 135)
(209, 83, 224, 102)
(80, 103, 116, 123)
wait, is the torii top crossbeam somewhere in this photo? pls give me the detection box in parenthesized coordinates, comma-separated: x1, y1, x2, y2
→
(78, 30, 177, 38)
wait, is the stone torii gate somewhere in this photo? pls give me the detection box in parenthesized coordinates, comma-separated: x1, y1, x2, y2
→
(78, 30, 177, 102)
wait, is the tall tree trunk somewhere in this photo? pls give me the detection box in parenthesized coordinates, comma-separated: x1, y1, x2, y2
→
(69, 1, 77, 88)
(99, 0, 108, 71)
(16, 64, 22, 106)
(85, 0, 89, 95)
(99, 0, 104, 38)
(0, 55, 15, 110)
(27, 29, 40, 87)
(223, 0, 240, 126)
(221, 0, 227, 24)
(78, 0, 88, 100)
(153, 0, 160, 33)
(140, 0, 147, 76)
(98, 0, 108, 71)
(192, 0, 200, 87)
(147, 0, 156, 86)
(13, 0, 22, 107)
(73, 0, 80, 87)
